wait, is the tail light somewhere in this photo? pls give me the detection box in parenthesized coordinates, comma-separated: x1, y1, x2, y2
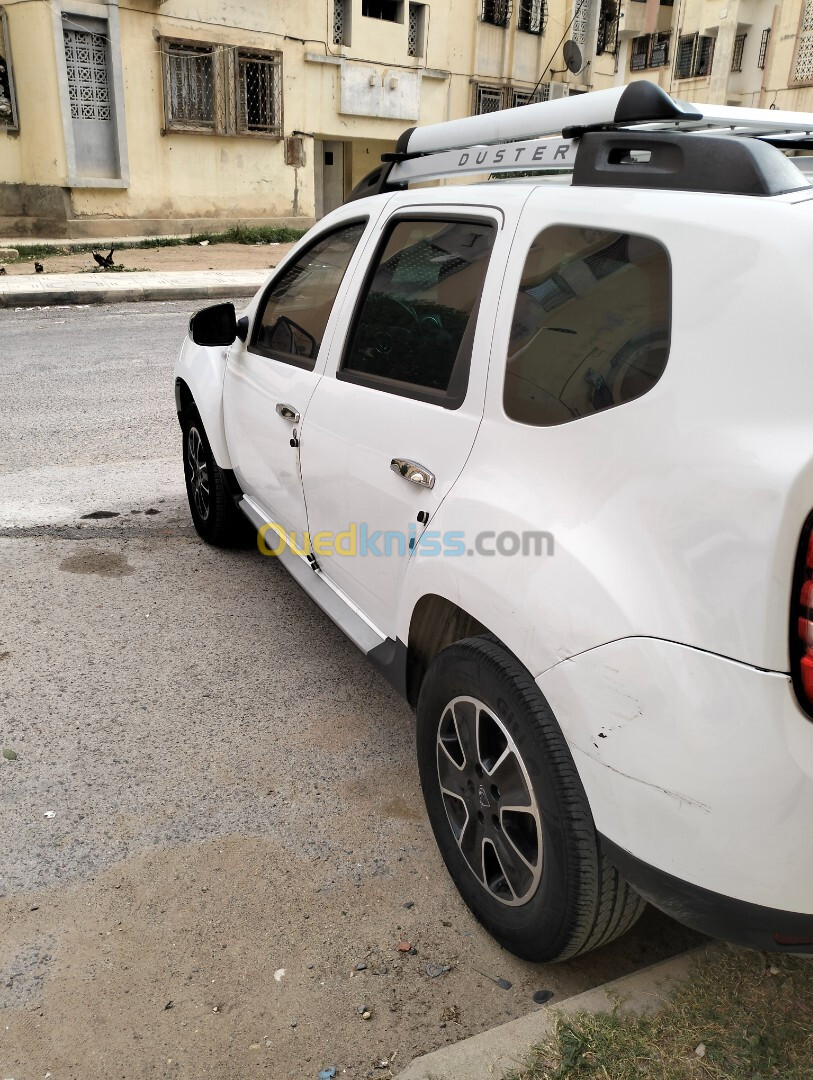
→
(791, 519, 813, 717)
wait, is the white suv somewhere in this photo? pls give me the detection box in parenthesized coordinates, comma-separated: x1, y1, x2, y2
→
(174, 83, 813, 962)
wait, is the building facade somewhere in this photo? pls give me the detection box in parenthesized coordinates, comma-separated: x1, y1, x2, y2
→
(0, 0, 810, 237)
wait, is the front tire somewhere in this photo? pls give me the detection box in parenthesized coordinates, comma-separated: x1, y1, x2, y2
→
(416, 636, 646, 962)
(181, 406, 245, 547)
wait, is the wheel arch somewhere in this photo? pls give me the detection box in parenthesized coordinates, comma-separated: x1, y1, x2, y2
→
(406, 593, 507, 706)
(173, 334, 233, 469)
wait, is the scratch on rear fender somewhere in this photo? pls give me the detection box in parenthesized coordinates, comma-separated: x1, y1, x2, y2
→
(573, 744, 712, 813)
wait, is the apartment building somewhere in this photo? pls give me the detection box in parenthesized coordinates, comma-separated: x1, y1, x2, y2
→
(0, 0, 809, 238)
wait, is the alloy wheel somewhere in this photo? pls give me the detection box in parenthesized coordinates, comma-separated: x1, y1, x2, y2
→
(436, 695, 543, 906)
(187, 426, 210, 522)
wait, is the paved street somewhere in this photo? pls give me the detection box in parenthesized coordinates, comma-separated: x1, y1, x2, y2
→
(0, 303, 701, 1079)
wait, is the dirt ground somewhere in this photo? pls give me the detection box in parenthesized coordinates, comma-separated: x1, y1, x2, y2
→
(0, 241, 297, 276)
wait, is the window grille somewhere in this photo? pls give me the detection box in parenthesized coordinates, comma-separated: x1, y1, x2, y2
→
(674, 32, 714, 78)
(697, 34, 714, 75)
(571, 0, 590, 45)
(236, 50, 281, 135)
(408, 3, 425, 56)
(757, 27, 770, 69)
(475, 84, 505, 113)
(163, 41, 217, 129)
(333, 0, 349, 45)
(650, 32, 670, 67)
(161, 39, 282, 138)
(731, 33, 746, 72)
(518, 0, 546, 34)
(511, 86, 549, 106)
(64, 28, 111, 122)
(596, 4, 618, 55)
(630, 36, 649, 70)
(0, 8, 18, 129)
(793, 0, 813, 83)
(481, 0, 512, 27)
(674, 33, 695, 77)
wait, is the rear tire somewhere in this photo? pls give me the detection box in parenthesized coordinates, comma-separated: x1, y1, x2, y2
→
(416, 636, 646, 962)
(181, 405, 246, 547)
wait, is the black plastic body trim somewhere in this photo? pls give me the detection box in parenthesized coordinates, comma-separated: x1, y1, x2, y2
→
(788, 511, 813, 720)
(367, 636, 408, 697)
(601, 834, 813, 952)
(573, 130, 809, 196)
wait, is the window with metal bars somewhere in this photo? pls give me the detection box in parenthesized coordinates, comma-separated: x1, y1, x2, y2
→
(518, 0, 546, 34)
(163, 41, 217, 130)
(481, 0, 512, 27)
(161, 39, 282, 137)
(511, 86, 548, 106)
(793, 0, 813, 83)
(757, 27, 770, 69)
(650, 32, 671, 66)
(475, 84, 505, 113)
(630, 36, 650, 70)
(333, 0, 350, 45)
(596, 2, 618, 55)
(408, 3, 426, 56)
(730, 33, 746, 71)
(0, 8, 19, 129)
(674, 32, 714, 78)
(631, 33, 670, 69)
(236, 50, 281, 135)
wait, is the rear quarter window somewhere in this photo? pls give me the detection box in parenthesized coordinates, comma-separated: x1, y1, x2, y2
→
(504, 225, 671, 427)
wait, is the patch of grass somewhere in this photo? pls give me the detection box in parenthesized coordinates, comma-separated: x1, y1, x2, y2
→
(506, 949, 813, 1080)
(5, 225, 306, 263)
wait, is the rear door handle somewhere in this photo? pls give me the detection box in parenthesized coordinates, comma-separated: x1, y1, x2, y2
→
(390, 458, 435, 489)
(276, 403, 300, 423)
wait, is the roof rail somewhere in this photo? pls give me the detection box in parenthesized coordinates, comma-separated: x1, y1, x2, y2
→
(345, 83, 813, 203)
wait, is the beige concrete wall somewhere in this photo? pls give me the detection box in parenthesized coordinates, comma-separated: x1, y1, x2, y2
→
(0, 2, 67, 187)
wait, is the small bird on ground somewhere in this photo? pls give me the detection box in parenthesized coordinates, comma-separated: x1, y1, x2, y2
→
(92, 248, 115, 269)
(34, 261, 44, 273)
(0, 267, 6, 275)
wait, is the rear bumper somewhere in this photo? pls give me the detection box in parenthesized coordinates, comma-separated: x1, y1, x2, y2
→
(536, 638, 813, 922)
(602, 834, 813, 953)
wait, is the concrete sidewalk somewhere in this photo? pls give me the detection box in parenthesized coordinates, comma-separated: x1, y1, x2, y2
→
(397, 943, 719, 1080)
(0, 268, 267, 307)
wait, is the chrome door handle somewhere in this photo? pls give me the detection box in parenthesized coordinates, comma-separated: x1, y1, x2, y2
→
(276, 403, 300, 423)
(390, 458, 435, 489)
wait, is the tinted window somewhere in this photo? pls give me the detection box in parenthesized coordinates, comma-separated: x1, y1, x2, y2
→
(251, 221, 366, 369)
(504, 226, 670, 426)
(341, 218, 495, 404)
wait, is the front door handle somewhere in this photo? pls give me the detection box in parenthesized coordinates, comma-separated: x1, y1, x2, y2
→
(390, 458, 435, 489)
(276, 403, 300, 423)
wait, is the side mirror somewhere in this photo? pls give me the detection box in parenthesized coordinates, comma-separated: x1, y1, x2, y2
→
(189, 302, 237, 347)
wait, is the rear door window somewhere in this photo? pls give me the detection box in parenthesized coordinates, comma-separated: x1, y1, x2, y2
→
(339, 217, 496, 407)
(504, 226, 671, 426)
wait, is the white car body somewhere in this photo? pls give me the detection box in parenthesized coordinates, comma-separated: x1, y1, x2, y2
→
(175, 86, 813, 953)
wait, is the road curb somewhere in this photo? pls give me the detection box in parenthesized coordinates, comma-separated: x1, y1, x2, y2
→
(396, 943, 722, 1080)
(0, 281, 263, 308)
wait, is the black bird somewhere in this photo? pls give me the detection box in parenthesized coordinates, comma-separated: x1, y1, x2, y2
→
(92, 248, 115, 269)
(34, 261, 44, 273)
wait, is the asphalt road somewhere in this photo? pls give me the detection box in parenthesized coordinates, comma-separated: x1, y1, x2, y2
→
(0, 303, 702, 1080)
